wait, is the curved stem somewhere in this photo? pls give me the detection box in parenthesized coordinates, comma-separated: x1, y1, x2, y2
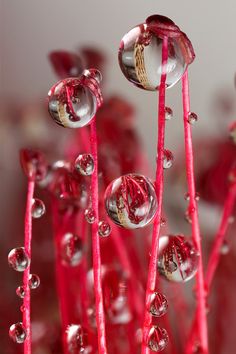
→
(182, 71, 208, 354)
(141, 36, 168, 354)
(205, 182, 236, 290)
(90, 119, 108, 354)
(23, 180, 35, 354)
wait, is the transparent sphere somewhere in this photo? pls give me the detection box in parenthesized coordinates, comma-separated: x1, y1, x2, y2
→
(31, 198, 46, 219)
(104, 174, 157, 229)
(84, 208, 96, 224)
(66, 324, 86, 353)
(74, 153, 94, 176)
(61, 233, 83, 266)
(29, 274, 40, 289)
(9, 322, 27, 343)
(48, 78, 97, 128)
(149, 292, 168, 317)
(148, 326, 169, 352)
(118, 16, 189, 91)
(16, 286, 25, 299)
(8, 247, 30, 272)
(158, 235, 199, 282)
(98, 221, 111, 237)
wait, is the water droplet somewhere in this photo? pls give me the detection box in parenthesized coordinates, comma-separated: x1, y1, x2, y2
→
(229, 121, 236, 144)
(195, 193, 200, 201)
(29, 274, 40, 289)
(74, 154, 94, 176)
(149, 292, 168, 317)
(104, 174, 158, 229)
(20, 149, 47, 181)
(84, 208, 96, 224)
(148, 326, 169, 352)
(16, 286, 25, 299)
(9, 322, 27, 343)
(188, 112, 198, 125)
(8, 247, 30, 272)
(165, 107, 173, 121)
(158, 235, 199, 282)
(48, 78, 99, 129)
(163, 150, 173, 169)
(83, 68, 102, 84)
(98, 221, 111, 237)
(228, 216, 235, 224)
(220, 241, 230, 255)
(66, 324, 85, 353)
(61, 233, 83, 266)
(185, 209, 192, 224)
(160, 217, 166, 227)
(119, 15, 194, 90)
(184, 192, 190, 201)
(185, 193, 200, 202)
(20, 305, 25, 312)
(31, 198, 46, 219)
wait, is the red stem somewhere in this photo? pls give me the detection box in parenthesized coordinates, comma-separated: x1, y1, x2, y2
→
(205, 182, 236, 291)
(182, 70, 208, 354)
(23, 179, 35, 354)
(141, 36, 168, 354)
(90, 119, 108, 354)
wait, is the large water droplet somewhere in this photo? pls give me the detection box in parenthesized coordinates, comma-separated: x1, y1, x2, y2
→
(16, 286, 25, 299)
(48, 78, 98, 129)
(61, 233, 83, 266)
(104, 174, 158, 229)
(158, 235, 199, 282)
(98, 221, 111, 237)
(163, 150, 173, 169)
(74, 154, 94, 176)
(149, 292, 168, 317)
(148, 326, 169, 352)
(31, 198, 46, 219)
(9, 322, 27, 343)
(118, 15, 194, 91)
(8, 247, 30, 272)
(29, 274, 40, 289)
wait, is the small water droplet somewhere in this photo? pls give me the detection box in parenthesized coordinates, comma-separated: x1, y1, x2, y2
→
(16, 286, 25, 299)
(195, 193, 200, 201)
(163, 150, 173, 169)
(29, 274, 40, 289)
(85, 208, 96, 224)
(148, 326, 169, 352)
(184, 192, 190, 201)
(229, 121, 236, 144)
(164, 107, 173, 121)
(66, 324, 85, 352)
(228, 216, 235, 224)
(160, 217, 166, 227)
(149, 292, 168, 317)
(220, 241, 230, 255)
(98, 221, 111, 237)
(74, 154, 94, 176)
(185, 209, 192, 224)
(20, 305, 25, 312)
(8, 247, 30, 272)
(9, 322, 27, 343)
(61, 233, 83, 266)
(83, 68, 102, 84)
(188, 112, 198, 125)
(31, 198, 46, 219)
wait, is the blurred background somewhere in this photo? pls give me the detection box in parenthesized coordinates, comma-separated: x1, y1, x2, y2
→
(1, 1, 236, 353)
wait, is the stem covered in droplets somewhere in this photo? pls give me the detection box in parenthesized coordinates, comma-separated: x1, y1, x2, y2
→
(90, 119, 108, 354)
(182, 71, 209, 354)
(23, 179, 35, 354)
(141, 36, 168, 354)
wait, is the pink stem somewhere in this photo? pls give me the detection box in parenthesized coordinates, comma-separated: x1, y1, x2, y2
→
(23, 179, 35, 354)
(205, 181, 236, 291)
(182, 70, 208, 354)
(141, 36, 168, 354)
(185, 181, 236, 353)
(90, 119, 108, 354)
